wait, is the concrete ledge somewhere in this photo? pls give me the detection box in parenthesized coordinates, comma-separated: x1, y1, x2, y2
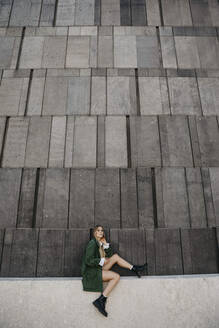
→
(0, 274, 219, 328)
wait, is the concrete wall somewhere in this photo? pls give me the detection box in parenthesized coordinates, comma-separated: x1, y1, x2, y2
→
(0, 274, 218, 328)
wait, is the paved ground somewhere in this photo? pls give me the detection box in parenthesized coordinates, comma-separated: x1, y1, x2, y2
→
(0, 0, 218, 277)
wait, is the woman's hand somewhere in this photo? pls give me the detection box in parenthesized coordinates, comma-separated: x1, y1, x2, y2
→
(100, 237, 107, 244)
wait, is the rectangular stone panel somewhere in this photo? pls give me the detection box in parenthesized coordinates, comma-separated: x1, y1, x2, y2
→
(130, 116, 161, 167)
(121, 169, 138, 228)
(56, 0, 75, 26)
(91, 76, 106, 115)
(154, 229, 183, 275)
(19, 37, 44, 69)
(0, 169, 22, 228)
(98, 36, 113, 68)
(0, 77, 29, 116)
(27, 77, 45, 115)
(160, 36, 177, 68)
(120, 0, 131, 25)
(0, 0, 13, 26)
(137, 168, 154, 228)
(2, 117, 29, 168)
(209, 168, 219, 226)
(95, 169, 120, 228)
(64, 229, 90, 276)
(0, 229, 38, 277)
(37, 229, 65, 276)
(181, 228, 218, 274)
(64, 116, 75, 168)
(162, 0, 192, 26)
(36, 169, 69, 229)
(67, 77, 90, 115)
(66, 37, 90, 68)
(136, 36, 160, 68)
(10, 0, 41, 26)
(159, 115, 193, 167)
(105, 116, 127, 167)
(189, 0, 212, 26)
(42, 77, 68, 115)
(145, 229, 156, 275)
(201, 168, 216, 228)
(196, 37, 219, 69)
(168, 77, 201, 115)
(0, 117, 6, 155)
(156, 168, 190, 228)
(73, 116, 96, 168)
(114, 36, 137, 68)
(196, 116, 219, 166)
(131, 0, 146, 26)
(198, 78, 219, 115)
(69, 169, 95, 228)
(42, 36, 66, 68)
(49, 116, 66, 168)
(97, 116, 105, 167)
(101, 0, 120, 25)
(25, 117, 51, 167)
(75, 0, 95, 25)
(139, 77, 169, 115)
(17, 169, 37, 228)
(186, 168, 207, 227)
(107, 76, 137, 115)
(0, 37, 19, 69)
(40, 0, 56, 26)
(145, 0, 161, 26)
(175, 37, 200, 69)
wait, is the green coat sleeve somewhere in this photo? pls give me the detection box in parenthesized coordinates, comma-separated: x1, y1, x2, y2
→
(105, 245, 114, 258)
(84, 241, 101, 267)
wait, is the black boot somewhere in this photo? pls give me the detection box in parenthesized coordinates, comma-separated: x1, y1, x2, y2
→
(93, 294, 108, 317)
(131, 263, 147, 278)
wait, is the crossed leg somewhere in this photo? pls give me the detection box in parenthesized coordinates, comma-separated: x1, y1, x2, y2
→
(102, 254, 132, 297)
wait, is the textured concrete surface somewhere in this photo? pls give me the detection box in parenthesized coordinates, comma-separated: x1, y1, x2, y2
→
(0, 275, 219, 328)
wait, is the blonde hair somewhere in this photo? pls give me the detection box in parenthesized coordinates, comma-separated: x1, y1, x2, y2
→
(93, 225, 106, 258)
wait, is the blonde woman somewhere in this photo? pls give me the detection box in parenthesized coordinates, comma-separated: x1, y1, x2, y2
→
(81, 225, 147, 317)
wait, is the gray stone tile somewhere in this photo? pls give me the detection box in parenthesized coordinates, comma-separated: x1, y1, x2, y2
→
(121, 169, 138, 228)
(130, 116, 161, 167)
(159, 115, 193, 167)
(19, 37, 44, 69)
(42, 37, 66, 68)
(175, 37, 200, 69)
(0, 169, 22, 228)
(66, 36, 90, 68)
(98, 36, 113, 68)
(69, 169, 95, 228)
(145, 0, 161, 25)
(189, 0, 212, 26)
(36, 169, 69, 229)
(156, 167, 190, 228)
(73, 116, 96, 168)
(27, 77, 45, 115)
(17, 169, 37, 228)
(49, 116, 66, 168)
(0, 37, 19, 69)
(10, 0, 41, 26)
(209, 168, 219, 226)
(209, 0, 219, 26)
(43, 77, 68, 115)
(160, 36, 177, 68)
(97, 116, 105, 167)
(196, 116, 219, 166)
(196, 37, 219, 69)
(75, 0, 95, 25)
(67, 77, 90, 115)
(168, 77, 202, 115)
(136, 36, 160, 68)
(105, 116, 127, 167)
(64, 116, 75, 168)
(40, 0, 56, 26)
(107, 76, 137, 115)
(25, 117, 51, 168)
(2, 117, 29, 168)
(186, 168, 207, 227)
(198, 78, 219, 115)
(201, 168, 217, 227)
(114, 36, 137, 68)
(56, 0, 75, 26)
(0, 117, 6, 155)
(162, 0, 192, 26)
(0, 0, 13, 27)
(0, 77, 29, 115)
(101, 0, 120, 25)
(139, 77, 170, 115)
(95, 168, 120, 228)
(91, 76, 106, 115)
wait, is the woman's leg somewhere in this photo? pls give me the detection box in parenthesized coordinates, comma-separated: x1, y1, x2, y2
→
(102, 270, 120, 297)
(102, 253, 132, 271)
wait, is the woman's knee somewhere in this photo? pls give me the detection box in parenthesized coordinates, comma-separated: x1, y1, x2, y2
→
(112, 253, 119, 261)
(113, 272, 120, 282)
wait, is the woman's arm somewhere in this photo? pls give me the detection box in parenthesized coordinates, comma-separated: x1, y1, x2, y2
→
(84, 240, 102, 267)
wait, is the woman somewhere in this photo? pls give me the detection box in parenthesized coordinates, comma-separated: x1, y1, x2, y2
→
(81, 225, 147, 317)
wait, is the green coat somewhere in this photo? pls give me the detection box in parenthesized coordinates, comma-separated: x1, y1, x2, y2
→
(81, 238, 114, 292)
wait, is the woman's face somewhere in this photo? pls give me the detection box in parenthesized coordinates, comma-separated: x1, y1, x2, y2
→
(94, 226, 104, 240)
